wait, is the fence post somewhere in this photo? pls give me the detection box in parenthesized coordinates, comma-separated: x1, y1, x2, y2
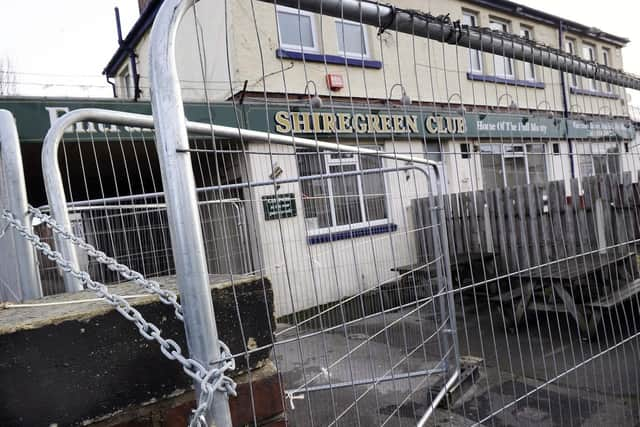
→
(0, 110, 42, 301)
(149, 1, 232, 426)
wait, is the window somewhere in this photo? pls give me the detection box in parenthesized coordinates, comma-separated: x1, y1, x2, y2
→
(276, 6, 318, 52)
(462, 12, 482, 73)
(582, 43, 598, 91)
(576, 142, 620, 177)
(480, 144, 547, 189)
(520, 26, 535, 80)
(121, 70, 132, 98)
(297, 148, 388, 233)
(602, 48, 612, 92)
(336, 19, 368, 58)
(565, 39, 578, 87)
(489, 19, 514, 78)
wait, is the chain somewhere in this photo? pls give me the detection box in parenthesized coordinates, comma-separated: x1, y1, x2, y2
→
(0, 221, 10, 240)
(1, 209, 237, 426)
(28, 206, 184, 321)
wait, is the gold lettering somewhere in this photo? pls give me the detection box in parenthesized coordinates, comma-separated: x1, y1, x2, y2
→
(379, 115, 392, 132)
(457, 117, 466, 134)
(405, 115, 418, 133)
(354, 114, 368, 133)
(392, 115, 404, 132)
(367, 115, 382, 133)
(274, 111, 292, 133)
(445, 117, 456, 134)
(426, 116, 438, 134)
(322, 113, 336, 133)
(337, 113, 352, 133)
(311, 112, 323, 132)
(291, 112, 312, 132)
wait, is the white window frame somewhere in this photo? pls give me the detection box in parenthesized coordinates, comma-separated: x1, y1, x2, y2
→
(335, 18, 369, 59)
(276, 5, 320, 53)
(576, 142, 620, 177)
(299, 149, 390, 236)
(520, 26, 536, 81)
(602, 48, 612, 93)
(565, 39, 579, 87)
(120, 67, 132, 98)
(489, 18, 515, 79)
(480, 143, 547, 188)
(462, 11, 483, 73)
(582, 42, 598, 91)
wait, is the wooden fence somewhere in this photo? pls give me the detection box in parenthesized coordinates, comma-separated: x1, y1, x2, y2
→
(412, 172, 640, 277)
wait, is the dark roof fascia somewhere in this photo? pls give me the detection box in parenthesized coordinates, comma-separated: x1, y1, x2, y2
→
(102, 0, 163, 77)
(463, 0, 629, 46)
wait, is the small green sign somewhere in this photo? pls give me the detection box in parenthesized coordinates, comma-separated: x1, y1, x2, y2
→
(262, 193, 297, 221)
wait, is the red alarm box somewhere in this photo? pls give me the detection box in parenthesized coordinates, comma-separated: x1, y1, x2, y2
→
(326, 73, 344, 91)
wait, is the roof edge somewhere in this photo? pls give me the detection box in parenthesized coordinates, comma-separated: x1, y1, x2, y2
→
(103, 0, 629, 78)
(102, 0, 163, 77)
(463, 0, 629, 46)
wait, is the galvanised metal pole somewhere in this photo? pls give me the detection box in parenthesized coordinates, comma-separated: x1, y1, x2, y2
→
(40, 108, 442, 296)
(257, 0, 640, 90)
(0, 110, 43, 301)
(39, 107, 453, 424)
(148, 0, 232, 425)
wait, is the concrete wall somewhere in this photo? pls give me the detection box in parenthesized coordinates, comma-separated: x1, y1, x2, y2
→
(117, 0, 234, 102)
(244, 140, 429, 316)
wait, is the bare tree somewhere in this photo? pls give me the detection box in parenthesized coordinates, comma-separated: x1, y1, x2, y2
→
(0, 58, 16, 96)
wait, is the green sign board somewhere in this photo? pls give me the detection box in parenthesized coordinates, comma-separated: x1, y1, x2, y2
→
(0, 97, 634, 144)
(0, 97, 243, 143)
(262, 193, 297, 221)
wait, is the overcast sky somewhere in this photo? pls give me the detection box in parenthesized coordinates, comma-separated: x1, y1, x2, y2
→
(0, 0, 638, 102)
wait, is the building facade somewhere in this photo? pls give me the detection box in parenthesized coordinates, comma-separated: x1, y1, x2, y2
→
(101, 0, 638, 315)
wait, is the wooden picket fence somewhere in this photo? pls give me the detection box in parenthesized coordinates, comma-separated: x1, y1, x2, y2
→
(413, 172, 640, 278)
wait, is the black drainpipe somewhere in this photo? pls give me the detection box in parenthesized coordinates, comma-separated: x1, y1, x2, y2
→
(558, 21, 575, 179)
(106, 76, 117, 98)
(115, 7, 142, 101)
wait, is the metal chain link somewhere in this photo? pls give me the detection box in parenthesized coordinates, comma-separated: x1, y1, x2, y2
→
(27, 206, 185, 321)
(1, 209, 237, 426)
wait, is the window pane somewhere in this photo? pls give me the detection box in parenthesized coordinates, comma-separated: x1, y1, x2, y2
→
(527, 144, 547, 184)
(504, 157, 527, 187)
(490, 21, 513, 77)
(463, 13, 482, 72)
(278, 11, 314, 49)
(603, 50, 612, 92)
(480, 145, 504, 189)
(593, 155, 608, 175)
(298, 151, 332, 228)
(520, 29, 535, 80)
(565, 40, 578, 87)
(359, 153, 387, 221)
(583, 44, 597, 90)
(576, 144, 595, 177)
(330, 164, 362, 226)
(336, 21, 366, 56)
(606, 146, 620, 174)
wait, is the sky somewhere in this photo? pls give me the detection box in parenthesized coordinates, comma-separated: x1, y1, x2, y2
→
(0, 0, 638, 102)
(0, 0, 139, 97)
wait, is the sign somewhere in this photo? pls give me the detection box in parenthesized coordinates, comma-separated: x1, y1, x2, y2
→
(262, 193, 297, 221)
(0, 97, 634, 143)
(274, 110, 421, 135)
(0, 98, 241, 143)
(567, 119, 634, 139)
